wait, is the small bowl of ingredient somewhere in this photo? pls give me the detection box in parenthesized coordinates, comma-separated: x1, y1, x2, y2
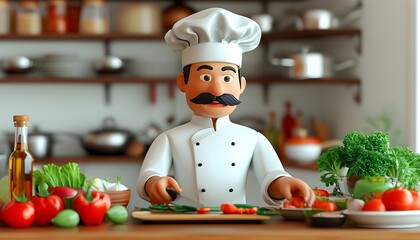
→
(285, 128, 322, 164)
(87, 176, 131, 208)
(305, 211, 346, 227)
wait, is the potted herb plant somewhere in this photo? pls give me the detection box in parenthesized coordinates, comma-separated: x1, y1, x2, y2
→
(317, 131, 420, 198)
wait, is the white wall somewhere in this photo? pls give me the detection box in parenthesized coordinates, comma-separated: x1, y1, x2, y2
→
(1, 0, 415, 208)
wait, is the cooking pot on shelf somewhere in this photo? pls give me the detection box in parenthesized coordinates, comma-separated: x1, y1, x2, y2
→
(278, 2, 362, 31)
(6, 126, 53, 159)
(1, 56, 36, 74)
(81, 117, 133, 155)
(270, 48, 356, 79)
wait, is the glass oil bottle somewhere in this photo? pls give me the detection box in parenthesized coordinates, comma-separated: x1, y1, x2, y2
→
(8, 115, 34, 201)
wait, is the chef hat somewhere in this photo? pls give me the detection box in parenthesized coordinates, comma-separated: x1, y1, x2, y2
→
(165, 8, 261, 68)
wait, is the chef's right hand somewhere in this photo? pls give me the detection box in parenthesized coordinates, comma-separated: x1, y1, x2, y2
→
(145, 176, 182, 205)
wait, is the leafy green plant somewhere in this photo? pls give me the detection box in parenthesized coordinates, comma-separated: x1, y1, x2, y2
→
(317, 131, 420, 189)
(33, 162, 86, 189)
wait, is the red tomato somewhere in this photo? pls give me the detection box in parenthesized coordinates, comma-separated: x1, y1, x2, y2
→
(282, 202, 296, 208)
(1, 200, 35, 228)
(313, 187, 330, 197)
(382, 187, 414, 211)
(290, 196, 306, 208)
(312, 200, 337, 212)
(410, 190, 420, 210)
(196, 207, 211, 214)
(362, 199, 386, 211)
(32, 195, 65, 225)
(220, 203, 237, 214)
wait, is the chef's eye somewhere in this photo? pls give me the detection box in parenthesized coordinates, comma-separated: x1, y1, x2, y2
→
(200, 74, 212, 82)
(223, 75, 234, 83)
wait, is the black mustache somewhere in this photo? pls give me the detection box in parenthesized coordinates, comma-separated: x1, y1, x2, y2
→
(190, 93, 241, 106)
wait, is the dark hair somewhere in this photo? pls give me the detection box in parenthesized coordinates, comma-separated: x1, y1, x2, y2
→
(182, 64, 242, 87)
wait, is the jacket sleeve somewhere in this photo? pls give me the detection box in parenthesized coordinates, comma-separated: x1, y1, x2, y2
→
(137, 132, 173, 202)
(252, 132, 291, 206)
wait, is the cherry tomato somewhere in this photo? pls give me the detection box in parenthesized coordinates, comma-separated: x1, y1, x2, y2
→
(313, 187, 330, 197)
(362, 198, 386, 211)
(410, 190, 420, 210)
(290, 196, 306, 208)
(196, 207, 211, 214)
(382, 187, 414, 211)
(32, 195, 65, 225)
(1, 200, 35, 228)
(220, 203, 237, 214)
(312, 200, 337, 212)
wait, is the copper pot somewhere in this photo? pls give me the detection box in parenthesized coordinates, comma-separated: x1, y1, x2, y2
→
(162, 0, 194, 31)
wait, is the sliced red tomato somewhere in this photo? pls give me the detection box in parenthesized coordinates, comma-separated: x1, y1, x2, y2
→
(313, 187, 330, 197)
(382, 187, 414, 211)
(312, 199, 337, 212)
(220, 203, 237, 214)
(289, 196, 306, 208)
(196, 207, 211, 214)
(362, 198, 386, 211)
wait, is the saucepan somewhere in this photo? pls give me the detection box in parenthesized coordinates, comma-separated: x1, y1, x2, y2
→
(1, 56, 36, 74)
(270, 48, 356, 79)
(93, 56, 126, 75)
(6, 126, 53, 159)
(278, 2, 362, 31)
(80, 117, 133, 155)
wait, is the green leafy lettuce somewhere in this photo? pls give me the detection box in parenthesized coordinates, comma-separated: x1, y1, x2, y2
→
(34, 162, 86, 188)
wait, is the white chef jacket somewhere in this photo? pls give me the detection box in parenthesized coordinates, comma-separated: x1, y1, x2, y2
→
(137, 114, 291, 206)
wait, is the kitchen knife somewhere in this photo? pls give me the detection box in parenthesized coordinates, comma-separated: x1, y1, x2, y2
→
(166, 188, 204, 208)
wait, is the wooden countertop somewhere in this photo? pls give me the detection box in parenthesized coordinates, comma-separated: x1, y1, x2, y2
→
(1, 216, 420, 240)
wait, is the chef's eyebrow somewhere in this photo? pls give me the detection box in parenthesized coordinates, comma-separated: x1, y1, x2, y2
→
(197, 65, 213, 71)
(221, 66, 237, 73)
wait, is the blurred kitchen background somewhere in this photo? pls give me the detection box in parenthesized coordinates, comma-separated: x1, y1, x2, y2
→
(0, 0, 417, 210)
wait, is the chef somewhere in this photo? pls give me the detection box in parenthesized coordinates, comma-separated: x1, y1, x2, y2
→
(137, 8, 315, 207)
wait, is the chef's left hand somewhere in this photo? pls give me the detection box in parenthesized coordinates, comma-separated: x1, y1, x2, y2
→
(268, 176, 316, 207)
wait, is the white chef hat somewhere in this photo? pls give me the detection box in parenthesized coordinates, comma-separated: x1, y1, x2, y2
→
(165, 8, 261, 68)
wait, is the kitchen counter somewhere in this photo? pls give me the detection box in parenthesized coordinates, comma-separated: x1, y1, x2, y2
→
(1, 216, 420, 240)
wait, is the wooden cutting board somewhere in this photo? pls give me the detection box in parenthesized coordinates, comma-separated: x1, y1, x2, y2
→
(131, 211, 271, 223)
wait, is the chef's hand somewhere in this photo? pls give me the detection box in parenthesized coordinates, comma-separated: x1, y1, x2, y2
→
(145, 176, 182, 205)
(268, 176, 316, 207)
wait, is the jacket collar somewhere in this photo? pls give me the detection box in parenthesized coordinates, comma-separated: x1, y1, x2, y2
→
(191, 114, 232, 131)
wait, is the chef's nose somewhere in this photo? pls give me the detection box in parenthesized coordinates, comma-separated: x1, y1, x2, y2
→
(208, 78, 225, 96)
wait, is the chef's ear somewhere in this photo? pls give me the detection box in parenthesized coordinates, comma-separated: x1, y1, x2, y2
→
(240, 76, 246, 94)
(177, 72, 186, 93)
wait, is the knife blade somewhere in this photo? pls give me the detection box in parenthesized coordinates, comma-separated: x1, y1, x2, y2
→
(166, 188, 204, 208)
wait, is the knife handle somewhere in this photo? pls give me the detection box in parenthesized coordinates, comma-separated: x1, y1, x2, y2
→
(166, 188, 179, 201)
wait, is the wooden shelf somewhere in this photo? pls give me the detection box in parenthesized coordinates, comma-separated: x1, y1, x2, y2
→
(262, 29, 361, 41)
(0, 76, 359, 85)
(35, 155, 318, 170)
(35, 156, 144, 165)
(0, 29, 360, 42)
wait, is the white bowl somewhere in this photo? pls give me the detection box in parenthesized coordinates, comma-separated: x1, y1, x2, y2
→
(285, 144, 322, 163)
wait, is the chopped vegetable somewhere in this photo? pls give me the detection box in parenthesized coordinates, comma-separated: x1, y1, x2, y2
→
(317, 131, 420, 189)
(33, 162, 86, 189)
